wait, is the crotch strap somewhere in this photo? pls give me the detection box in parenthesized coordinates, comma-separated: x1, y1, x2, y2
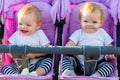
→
(83, 46, 101, 76)
(9, 45, 29, 72)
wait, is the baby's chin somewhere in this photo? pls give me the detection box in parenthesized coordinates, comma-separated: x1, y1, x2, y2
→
(85, 31, 96, 34)
(85, 29, 98, 34)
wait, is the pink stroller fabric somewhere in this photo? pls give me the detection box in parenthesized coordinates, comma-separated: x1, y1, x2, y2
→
(0, 1, 57, 80)
(59, 1, 119, 80)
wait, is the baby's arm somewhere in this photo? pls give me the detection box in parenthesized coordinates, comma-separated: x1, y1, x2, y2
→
(27, 54, 47, 59)
(27, 43, 50, 59)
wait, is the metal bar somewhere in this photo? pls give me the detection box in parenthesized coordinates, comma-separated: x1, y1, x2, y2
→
(0, 45, 120, 55)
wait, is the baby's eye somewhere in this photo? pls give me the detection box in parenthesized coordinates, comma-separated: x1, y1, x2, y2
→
(84, 20, 88, 22)
(18, 23, 22, 25)
(27, 24, 31, 26)
(93, 21, 97, 23)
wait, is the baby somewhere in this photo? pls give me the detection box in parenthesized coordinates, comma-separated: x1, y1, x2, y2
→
(2, 4, 52, 76)
(62, 2, 115, 77)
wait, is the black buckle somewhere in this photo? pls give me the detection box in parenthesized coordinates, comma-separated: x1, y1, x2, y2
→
(55, 19, 65, 27)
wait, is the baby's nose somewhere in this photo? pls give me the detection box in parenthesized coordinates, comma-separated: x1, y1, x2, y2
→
(88, 22, 93, 26)
(21, 25, 26, 28)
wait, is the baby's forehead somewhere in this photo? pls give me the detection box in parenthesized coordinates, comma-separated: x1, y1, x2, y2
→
(18, 13, 35, 19)
(81, 16, 101, 22)
(82, 9, 101, 15)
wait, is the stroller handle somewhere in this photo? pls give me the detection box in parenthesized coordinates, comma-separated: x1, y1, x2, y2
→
(0, 45, 119, 55)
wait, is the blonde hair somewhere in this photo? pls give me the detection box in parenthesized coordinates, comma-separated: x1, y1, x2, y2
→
(17, 4, 42, 26)
(79, 2, 105, 23)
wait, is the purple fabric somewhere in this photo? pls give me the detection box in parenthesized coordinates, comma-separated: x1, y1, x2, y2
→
(50, 0, 71, 45)
(2, 0, 54, 13)
(51, 0, 71, 24)
(27, 0, 53, 4)
(60, 0, 71, 23)
(59, 76, 119, 80)
(69, 0, 119, 25)
(1, 0, 27, 23)
(0, 0, 3, 16)
(0, 75, 53, 80)
(0, 0, 55, 24)
(51, 0, 61, 23)
(118, 0, 120, 20)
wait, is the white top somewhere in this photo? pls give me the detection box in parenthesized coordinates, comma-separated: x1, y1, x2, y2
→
(9, 30, 50, 47)
(69, 28, 113, 65)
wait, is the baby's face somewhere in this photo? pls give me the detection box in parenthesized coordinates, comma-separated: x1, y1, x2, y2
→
(17, 13, 40, 36)
(80, 10, 102, 33)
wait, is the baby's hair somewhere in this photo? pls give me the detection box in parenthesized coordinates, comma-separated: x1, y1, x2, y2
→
(17, 4, 42, 26)
(79, 2, 105, 23)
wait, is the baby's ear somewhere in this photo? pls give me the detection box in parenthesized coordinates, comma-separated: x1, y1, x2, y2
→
(37, 24, 41, 29)
(100, 21, 104, 26)
(37, 26, 40, 30)
(38, 22, 42, 28)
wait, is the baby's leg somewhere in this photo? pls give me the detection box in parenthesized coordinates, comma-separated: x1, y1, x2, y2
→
(36, 57, 52, 76)
(29, 57, 52, 76)
(91, 61, 114, 77)
(62, 56, 77, 76)
(2, 63, 19, 74)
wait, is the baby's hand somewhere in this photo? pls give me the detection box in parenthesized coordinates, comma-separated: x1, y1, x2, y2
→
(27, 54, 35, 59)
(66, 40, 75, 46)
(105, 54, 116, 60)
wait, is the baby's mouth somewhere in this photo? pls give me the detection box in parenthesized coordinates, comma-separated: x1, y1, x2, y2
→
(21, 30, 28, 34)
(87, 26, 93, 29)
